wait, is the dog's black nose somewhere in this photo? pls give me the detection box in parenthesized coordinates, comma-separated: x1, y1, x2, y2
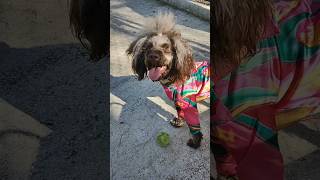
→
(148, 53, 160, 61)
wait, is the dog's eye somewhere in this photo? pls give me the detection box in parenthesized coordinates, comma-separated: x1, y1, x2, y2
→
(161, 43, 169, 49)
(144, 43, 153, 50)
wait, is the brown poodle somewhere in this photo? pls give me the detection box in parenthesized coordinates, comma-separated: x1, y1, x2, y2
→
(127, 12, 210, 149)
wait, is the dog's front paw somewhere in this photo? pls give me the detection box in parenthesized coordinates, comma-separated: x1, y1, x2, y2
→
(186, 132, 203, 149)
(169, 117, 185, 128)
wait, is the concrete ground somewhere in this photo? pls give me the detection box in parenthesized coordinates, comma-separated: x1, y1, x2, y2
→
(281, 118, 320, 179)
(159, 0, 210, 21)
(110, 0, 210, 179)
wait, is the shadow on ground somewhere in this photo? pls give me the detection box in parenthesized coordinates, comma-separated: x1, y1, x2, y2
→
(283, 122, 320, 179)
(0, 42, 108, 180)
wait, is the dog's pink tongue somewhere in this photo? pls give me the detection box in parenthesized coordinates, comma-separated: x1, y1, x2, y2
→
(148, 66, 166, 81)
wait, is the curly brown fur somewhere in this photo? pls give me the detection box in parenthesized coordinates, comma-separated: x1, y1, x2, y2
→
(69, 0, 107, 61)
(126, 33, 154, 80)
(126, 12, 195, 85)
(212, 0, 274, 71)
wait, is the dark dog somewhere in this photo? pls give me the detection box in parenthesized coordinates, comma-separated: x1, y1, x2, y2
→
(69, 0, 108, 61)
(126, 12, 210, 149)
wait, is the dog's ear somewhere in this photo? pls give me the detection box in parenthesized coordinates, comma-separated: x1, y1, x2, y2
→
(69, 0, 107, 61)
(126, 36, 148, 80)
(171, 32, 194, 82)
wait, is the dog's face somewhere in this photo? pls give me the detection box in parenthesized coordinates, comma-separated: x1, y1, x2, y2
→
(126, 12, 195, 84)
(143, 34, 174, 81)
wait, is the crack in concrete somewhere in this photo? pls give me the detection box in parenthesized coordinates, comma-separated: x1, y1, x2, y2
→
(117, 128, 129, 147)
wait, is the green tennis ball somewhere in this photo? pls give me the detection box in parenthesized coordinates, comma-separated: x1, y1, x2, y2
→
(156, 132, 170, 147)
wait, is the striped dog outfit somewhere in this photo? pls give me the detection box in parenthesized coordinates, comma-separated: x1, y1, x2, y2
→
(162, 61, 210, 135)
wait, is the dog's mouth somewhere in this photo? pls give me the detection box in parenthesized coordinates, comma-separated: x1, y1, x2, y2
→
(145, 50, 172, 81)
(147, 65, 168, 81)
